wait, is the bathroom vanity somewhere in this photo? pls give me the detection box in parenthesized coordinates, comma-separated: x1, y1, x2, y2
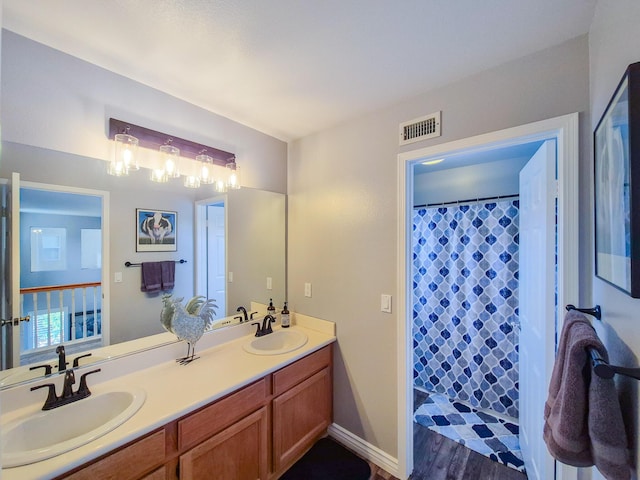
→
(0, 315, 335, 480)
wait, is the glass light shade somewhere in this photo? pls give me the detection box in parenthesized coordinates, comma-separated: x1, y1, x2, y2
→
(107, 157, 129, 176)
(196, 153, 215, 184)
(160, 144, 181, 178)
(150, 168, 169, 183)
(214, 178, 228, 193)
(114, 133, 139, 171)
(184, 175, 201, 188)
(226, 162, 241, 190)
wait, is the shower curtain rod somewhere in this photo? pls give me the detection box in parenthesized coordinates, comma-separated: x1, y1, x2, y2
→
(414, 193, 519, 209)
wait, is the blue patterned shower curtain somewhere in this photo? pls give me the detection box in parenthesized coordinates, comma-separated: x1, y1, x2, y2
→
(412, 200, 520, 418)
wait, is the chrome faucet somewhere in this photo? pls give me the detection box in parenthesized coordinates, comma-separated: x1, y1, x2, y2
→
(30, 368, 101, 410)
(251, 315, 275, 337)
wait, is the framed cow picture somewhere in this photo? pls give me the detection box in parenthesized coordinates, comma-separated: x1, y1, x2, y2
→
(136, 209, 177, 252)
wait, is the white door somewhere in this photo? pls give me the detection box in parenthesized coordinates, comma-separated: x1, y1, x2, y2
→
(1, 173, 25, 368)
(207, 204, 226, 318)
(519, 140, 557, 480)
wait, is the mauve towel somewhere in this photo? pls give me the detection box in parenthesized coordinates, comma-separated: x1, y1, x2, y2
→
(140, 262, 162, 292)
(543, 310, 629, 479)
(160, 260, 175, 290)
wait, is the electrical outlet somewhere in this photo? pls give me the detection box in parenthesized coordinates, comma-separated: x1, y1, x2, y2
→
(304, 283, 312, 297)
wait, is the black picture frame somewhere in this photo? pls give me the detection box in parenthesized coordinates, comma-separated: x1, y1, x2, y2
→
(136, 208, 177, 252)
(594, 61, 640, 297)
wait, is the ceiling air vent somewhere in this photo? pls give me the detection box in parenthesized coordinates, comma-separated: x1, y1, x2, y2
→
(399, 111, 441, 146)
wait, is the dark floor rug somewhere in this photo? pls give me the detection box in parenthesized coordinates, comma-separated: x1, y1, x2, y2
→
(280, 437, 371, 480)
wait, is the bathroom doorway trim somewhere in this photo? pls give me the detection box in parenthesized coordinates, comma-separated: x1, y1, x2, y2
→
(397, 113, 580, 480)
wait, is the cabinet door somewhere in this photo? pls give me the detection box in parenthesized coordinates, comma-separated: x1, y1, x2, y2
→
(272, 367, 331, 472)
(179, 407, 268, 480)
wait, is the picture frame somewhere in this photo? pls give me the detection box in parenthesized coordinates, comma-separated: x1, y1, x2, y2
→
(136, 208, 177, 252)
(594, 61, 640, 297)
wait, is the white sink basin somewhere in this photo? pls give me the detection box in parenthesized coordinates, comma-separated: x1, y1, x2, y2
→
(1, 388, 146, 467)
(243, 329, 308, 355)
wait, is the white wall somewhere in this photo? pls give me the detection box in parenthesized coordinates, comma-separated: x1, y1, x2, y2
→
(288, 35, 590, 461)
(589, 1, 640, 477)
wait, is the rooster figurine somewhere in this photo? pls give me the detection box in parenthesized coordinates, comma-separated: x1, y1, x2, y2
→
(160, 295, 217, 364)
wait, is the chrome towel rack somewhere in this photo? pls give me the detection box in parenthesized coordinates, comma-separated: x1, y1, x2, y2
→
(565, 304, 640, 381)
(124, 259, 187, 267)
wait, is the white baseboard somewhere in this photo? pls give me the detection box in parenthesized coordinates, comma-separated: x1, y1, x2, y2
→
(327, 423, 400, 478)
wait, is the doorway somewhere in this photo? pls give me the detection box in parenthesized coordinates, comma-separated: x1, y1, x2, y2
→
(397, 114, 580, 480)
(1, 174, 110, 370)
(195, 196, 227, 319)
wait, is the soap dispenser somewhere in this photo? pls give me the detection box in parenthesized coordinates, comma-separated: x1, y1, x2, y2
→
(267, 298, 276, 319)
(281, 302, 290, 328)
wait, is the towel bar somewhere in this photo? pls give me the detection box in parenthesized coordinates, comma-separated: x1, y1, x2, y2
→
(125, 259, 187, 267)
(565, 304, 640, 380)
(587, 347, 640, 381)
(564, 304, 602, 320)
(565, 304, 601, 320)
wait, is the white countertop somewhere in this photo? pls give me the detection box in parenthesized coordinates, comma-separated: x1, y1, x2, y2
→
(1, 314, 336, 480)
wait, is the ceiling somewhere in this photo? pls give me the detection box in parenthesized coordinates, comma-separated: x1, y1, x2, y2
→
(21, 188, 102, 217)
(413, 140, 544, 175)
(2, 1, 597, 142)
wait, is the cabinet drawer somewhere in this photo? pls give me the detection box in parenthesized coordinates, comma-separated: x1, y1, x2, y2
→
(62, 429, 166, 480)
(273, 345, 331, 396)
(178, 377, 268, 450)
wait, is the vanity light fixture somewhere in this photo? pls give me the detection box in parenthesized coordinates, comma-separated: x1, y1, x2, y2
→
(107, 118, 239, 190)
(150, 168, 169, 183)
(226, 158, 241, 190)
(108, 126, 139, 176)
(160, 141, 181, 178)
(196, 151, 215, 185)
(183, 157, 201, 189)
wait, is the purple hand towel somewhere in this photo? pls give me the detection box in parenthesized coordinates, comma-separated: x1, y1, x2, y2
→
(543, 310, 629, 479)
(160, 260, 175, 291)
(140, 262, 162, 292)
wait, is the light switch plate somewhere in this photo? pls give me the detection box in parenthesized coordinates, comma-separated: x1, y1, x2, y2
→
(114, 272, 122, 283)
(229, 272, 234, 283)
(381, 294, 392, 313)
(267, 277, 273, 290)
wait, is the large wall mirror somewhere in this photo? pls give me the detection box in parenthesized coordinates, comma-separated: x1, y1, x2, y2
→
(0, 141, 286, 388)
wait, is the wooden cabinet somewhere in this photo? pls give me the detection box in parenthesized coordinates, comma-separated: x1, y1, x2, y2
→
(179, 407, 268, 480)
(58, 429, 166, 480)
(177, 377, 269, 451)
(272, 368, 332, 473)
(57, 344, 332, 480)
(271, 346, 333, 475)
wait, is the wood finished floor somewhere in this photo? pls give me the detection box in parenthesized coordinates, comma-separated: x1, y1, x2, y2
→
(362, 391, 528, 480)
(409, 389, 527, 480)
